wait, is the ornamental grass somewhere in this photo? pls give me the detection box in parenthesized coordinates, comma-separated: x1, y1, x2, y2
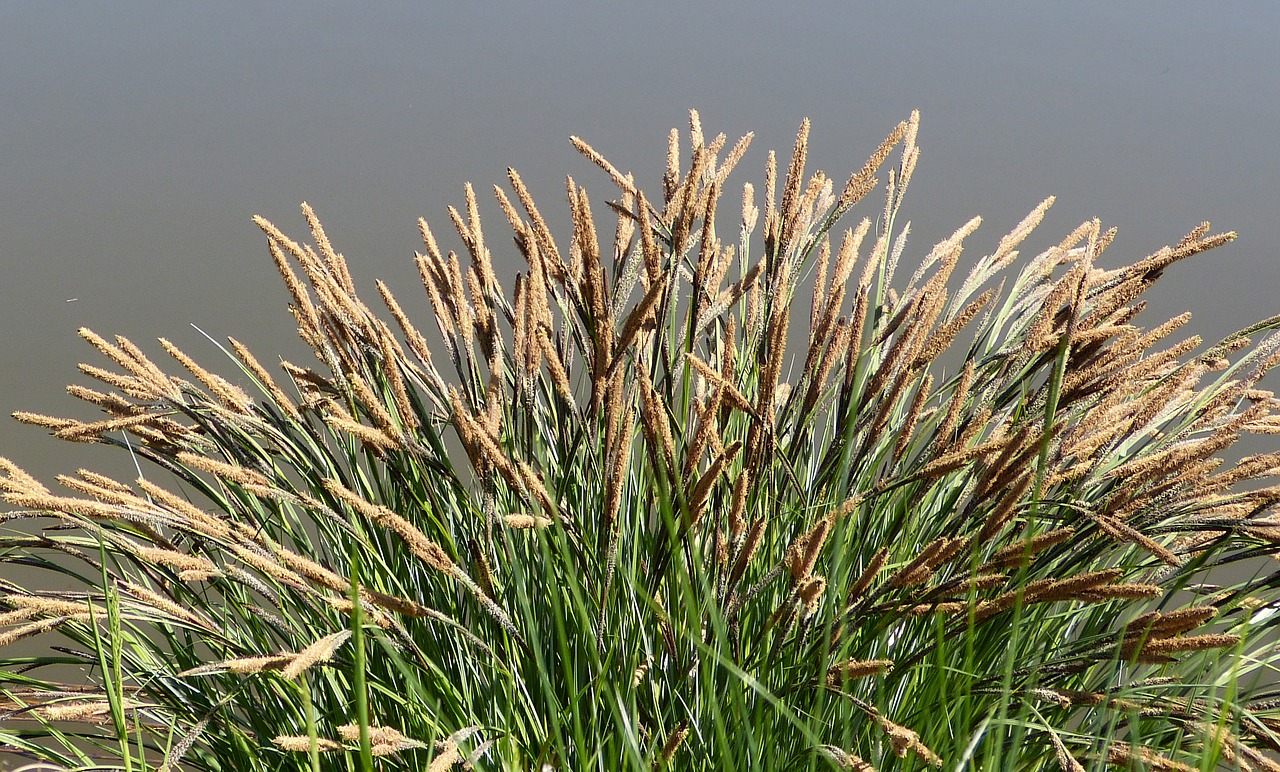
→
(3, 111, 1280, 770)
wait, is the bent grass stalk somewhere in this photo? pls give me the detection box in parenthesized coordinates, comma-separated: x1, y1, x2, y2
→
(2, 111, 1280, 770)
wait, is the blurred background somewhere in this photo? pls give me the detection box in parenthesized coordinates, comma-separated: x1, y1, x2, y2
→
(2, 2, 1278, 485)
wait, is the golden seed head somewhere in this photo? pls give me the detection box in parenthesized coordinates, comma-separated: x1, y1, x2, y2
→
(273, 735, 343, 753)
(281, 630, 351, 680)
(826, 658, 893, 685)
(659, 719, 691, 763)
(503, 513, 553, 529)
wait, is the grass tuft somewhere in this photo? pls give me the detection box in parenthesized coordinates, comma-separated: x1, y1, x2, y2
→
(4, 111, 1280, 770)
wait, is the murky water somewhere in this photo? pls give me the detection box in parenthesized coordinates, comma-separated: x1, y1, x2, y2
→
(4, 4, 1279, 483)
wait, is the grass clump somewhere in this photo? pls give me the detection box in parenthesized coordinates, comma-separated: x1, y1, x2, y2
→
(4, 111, 1280, 770)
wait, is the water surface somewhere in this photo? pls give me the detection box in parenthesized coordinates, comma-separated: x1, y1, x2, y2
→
(2, 2, 1278, 514)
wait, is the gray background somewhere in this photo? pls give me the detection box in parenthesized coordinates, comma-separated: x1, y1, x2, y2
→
(2, 2, 1278, 485)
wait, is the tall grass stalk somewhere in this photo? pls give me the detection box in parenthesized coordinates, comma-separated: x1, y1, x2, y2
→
(4, 111, 1280, 770)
